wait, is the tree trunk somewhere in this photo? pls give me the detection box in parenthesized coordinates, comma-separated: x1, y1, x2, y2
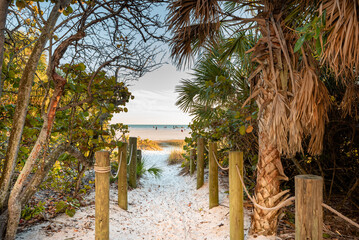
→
(20, 144, 67, 206)
(250, 130, 288, 236)
(5, 77, 67, 240)
(4, 32, 88, 240)
(0, 0, 71, 211)
(0, 0, 10, 98)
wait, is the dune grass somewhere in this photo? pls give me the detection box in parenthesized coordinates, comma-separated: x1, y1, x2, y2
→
(157, 140, 185, 148)
(167, 149, 185, 165)
(137, 137, 163, 151)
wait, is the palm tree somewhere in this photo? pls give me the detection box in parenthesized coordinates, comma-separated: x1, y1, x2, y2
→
(167, 0, 359, 236)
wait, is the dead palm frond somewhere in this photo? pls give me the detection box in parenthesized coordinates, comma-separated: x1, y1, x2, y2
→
(321, 0, 359, 81)
(290, 66, 331, 155)
(340, 84, 359, 121)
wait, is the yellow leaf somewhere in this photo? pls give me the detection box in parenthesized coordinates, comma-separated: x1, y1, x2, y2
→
(245, 116, 251, 121)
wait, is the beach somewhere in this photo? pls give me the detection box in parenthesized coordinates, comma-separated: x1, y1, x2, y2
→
(125, 125, 191, 140)
(16, 147, 252, 240)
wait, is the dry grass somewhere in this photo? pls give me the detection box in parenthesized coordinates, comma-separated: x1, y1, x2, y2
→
(137, 137, 163, 151)
(156, 140, 185, 148)
(167, 149, 185, 165)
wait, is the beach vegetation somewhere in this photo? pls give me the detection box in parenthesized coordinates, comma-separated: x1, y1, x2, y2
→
(157, 140, 185, 148)
(137, 138, 163, 151)
(167, 149, 185, 165)
(136, 157, 163, 179)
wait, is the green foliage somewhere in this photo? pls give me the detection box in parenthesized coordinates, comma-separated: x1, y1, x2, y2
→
(294, 10, 327, 55)
(21, 201, 45, 221)
(55, 197, 80, 217)
(176, 34, 259, 182)
(136, 157, 162, 179)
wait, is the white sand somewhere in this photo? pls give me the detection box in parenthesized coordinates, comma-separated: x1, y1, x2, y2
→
(125, 128, 190, 140)
(16, 147, 262, 240)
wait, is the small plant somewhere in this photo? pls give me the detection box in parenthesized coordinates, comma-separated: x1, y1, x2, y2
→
(21, 201, 46, 221)
(136, 157, 162, 179)
(55, 197, 80, 217)
(146, 166, 163, 179)
(167, 149, 185, 165)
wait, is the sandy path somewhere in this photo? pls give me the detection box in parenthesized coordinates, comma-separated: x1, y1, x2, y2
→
(16, 148, 251, 240)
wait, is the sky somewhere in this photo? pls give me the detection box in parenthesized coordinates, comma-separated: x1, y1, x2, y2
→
(110, 3, 193, 125)
(111, 64, 193, 125)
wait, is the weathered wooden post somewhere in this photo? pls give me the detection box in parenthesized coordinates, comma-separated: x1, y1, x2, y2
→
(209, 142, 219, 209)
(295, 175, 323, 240)
(197, 137, 204, 189)
(229, 151, 244, 240)
(129, 137, 137, 188)
(190, 149, 196, 175)
(137, 149, 142, 165)
(118, 142, 128, 210)
(95, 151, 110, 240)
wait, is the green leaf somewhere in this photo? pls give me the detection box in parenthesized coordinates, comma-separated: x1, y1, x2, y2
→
(294, 34, 306, 53)
(88, 130, 94, 136)
(55, 201, 66, 213)
(20, 147, 29, 154)
(78, 63, 86, 71)
(65, 208, 76, 217)
(239, 125, 246, 135)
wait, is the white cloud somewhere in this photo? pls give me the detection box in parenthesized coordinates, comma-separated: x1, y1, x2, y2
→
(111, 89, 191, 124)
(111, 64, 193, 125)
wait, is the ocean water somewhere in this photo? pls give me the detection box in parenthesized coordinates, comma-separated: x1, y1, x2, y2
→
(128, 124, 189, 130)
(125, 124, 190, 140)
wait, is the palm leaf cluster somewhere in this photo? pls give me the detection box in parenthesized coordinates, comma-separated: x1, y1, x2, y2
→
(169, 0, 359, 157)
(168, 0, 359, 236)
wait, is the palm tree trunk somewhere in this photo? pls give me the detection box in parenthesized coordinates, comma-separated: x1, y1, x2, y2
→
(250, 94, 289, 236)
(251, 131, 282, 235)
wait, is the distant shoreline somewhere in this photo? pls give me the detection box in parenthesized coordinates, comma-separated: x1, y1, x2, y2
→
(123, 125, 191, 141)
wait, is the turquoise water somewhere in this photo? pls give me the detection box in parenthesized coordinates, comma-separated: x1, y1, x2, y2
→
(128, 124, 189, 129)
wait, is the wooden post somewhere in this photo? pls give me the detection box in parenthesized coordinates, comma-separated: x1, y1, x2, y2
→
(137, 149, 142, 165)
(197, 137, 204, 189)
(128, 137, 137, 188)
(118, 143, 128, 210)
(295, 175, 323, 240)
(209, 142, 219, 209)
(229, 151, 244, 240)
(95, 151, 110, 240)
(190, 149, 196, 175)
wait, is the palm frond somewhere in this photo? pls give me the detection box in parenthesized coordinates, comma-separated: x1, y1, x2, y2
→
(175, 79, 201, 112)
(321, 0, 359, 81)
(290, 66, 331, 155)
(340, 84, 359, 121)
(167, 0, 221, 67)
(167, 0, 220, 30)
(169, 22, 221, 67)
